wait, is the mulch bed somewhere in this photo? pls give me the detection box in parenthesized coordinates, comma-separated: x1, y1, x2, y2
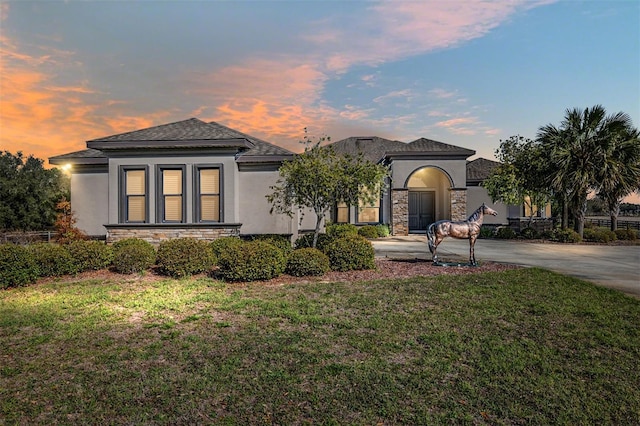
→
(37, 257, 520, 288)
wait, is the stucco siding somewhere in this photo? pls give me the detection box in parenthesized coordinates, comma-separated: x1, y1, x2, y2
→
(71, 172, 109, 236)
(238, 169, 296, 235)
(390, 159, 467, 189)
(467, 186, 508, 225)
(107, 155, 238, 225)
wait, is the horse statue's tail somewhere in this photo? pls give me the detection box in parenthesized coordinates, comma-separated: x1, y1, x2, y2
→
(427, 223, 436, 255)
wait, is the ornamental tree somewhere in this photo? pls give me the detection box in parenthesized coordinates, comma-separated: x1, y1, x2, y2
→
(267, 134, 389, 248)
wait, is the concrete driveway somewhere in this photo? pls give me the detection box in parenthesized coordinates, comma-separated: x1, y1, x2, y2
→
(372, 236, 640, 299)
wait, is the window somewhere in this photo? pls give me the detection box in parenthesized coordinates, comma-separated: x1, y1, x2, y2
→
(335, 202, 349, 223)
(121, 167, 148, 223)
(195, 166, 221, 222)
(357, 197, 381, 223)
(157, 166, 186, 223)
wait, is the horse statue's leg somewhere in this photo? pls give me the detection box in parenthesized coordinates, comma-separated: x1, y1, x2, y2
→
(469, 235, 477, 265)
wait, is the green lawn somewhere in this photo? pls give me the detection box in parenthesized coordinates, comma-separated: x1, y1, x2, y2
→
(1, 269, 639, 424)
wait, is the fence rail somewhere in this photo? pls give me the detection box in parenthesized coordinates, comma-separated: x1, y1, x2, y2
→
(1, 231, 58, 244)
(585, 218, 640, 231)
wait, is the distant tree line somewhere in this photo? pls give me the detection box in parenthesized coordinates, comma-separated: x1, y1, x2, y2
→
(483, 105, 640, 236)
(0, 151, 69, 231)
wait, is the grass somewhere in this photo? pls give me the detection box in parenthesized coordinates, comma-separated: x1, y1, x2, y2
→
(1, 269, 639, 425)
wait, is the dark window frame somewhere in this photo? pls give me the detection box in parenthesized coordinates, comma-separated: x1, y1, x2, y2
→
(194, 164, 223, 223)
(119, 165, 149, 224)
(156, 165, 187, 224)
(355, 195, 382, 225)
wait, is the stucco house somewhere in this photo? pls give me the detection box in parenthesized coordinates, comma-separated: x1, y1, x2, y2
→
(49, 118, 507, 243)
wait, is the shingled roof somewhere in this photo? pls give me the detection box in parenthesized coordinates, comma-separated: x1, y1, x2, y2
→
(51, 118, 294, 165)
(49, 148, 107, 165)
(329, 136, 475, 162)
(329, 137, 406, 163)
(466, 157, 501, 185)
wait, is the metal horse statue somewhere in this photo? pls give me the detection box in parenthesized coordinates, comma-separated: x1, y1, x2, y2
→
(427, 203, 498, 265)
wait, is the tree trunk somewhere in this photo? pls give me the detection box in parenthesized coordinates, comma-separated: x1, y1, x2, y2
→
(608, 200, 620, 231)
(312, 212, 324, 248)
(574, 195, 587, 238)
(561, 194, 569, 230)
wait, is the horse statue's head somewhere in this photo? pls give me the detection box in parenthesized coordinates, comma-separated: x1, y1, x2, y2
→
(481, 203, 498, 216)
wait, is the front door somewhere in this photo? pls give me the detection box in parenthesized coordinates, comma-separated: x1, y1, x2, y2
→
(408, 191, 435, 233)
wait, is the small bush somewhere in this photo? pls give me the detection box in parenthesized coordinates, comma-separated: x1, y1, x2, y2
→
(286, 248, 330, 277)
(583, 227, 617, 243)
(358, 225, 380, 239)
(217, 240, 286, 282)
(210, 237, 244, 259)
(520, 227, 539, 240)
(615, 228, 638, 241)
(376, 224, 390, 238)
(0, 244, 38, 289)
(326, 223, 358, 238)
(324, 234, 375, 272)
(552, 228, 582, 243)
(28, 243, 76, 277)
(111, 238, 156, 274)
(294, 233, 334, 252)
(479, 226, 495, 239)
(495, 227, 517, 239)
(156, 238, 216, 278)
(244, 234, 292, 256)
(67, 240, 113, 272)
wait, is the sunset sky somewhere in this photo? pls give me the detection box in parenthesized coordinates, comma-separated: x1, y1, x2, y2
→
(1, 1, 638, 175)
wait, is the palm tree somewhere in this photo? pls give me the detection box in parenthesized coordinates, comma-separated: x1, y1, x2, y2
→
(537, 105, 637, 238)
(595, 124, 640, 231)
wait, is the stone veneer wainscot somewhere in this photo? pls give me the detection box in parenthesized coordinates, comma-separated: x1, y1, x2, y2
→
(105, 223, 241, 246)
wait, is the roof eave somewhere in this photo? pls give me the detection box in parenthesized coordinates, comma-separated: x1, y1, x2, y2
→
(49, 157, 108, 166)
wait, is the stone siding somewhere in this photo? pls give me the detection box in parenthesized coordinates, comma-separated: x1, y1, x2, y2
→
(450, 189, 467, 221)
(391, 189, 409, 236)
(106, 225, 241, 246)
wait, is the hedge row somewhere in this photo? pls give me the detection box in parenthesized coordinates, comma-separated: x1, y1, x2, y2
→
(0, 233, 377, 288)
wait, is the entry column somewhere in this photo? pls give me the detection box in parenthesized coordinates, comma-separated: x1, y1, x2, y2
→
(450, 188, 467, 221)
(391, 188, 408, 236)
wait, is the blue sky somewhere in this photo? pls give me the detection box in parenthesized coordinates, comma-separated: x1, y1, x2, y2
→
(1, 0, 638, 170)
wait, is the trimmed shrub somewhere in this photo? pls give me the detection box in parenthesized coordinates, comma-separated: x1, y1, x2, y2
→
(156, 238, 216, 278)
(520, 227, 539, 240)
(111, 238, 156, 274)
(583, 227, 617, 243)
(294, 233, 334, 252)
(324, 234, 375, 272)
(28, 243, 76, 277)
(495, 227, 517, 239)
(210, 237, 244, 259)
(0, 244, 38, 289)
(479, 226, 495, 239)
(67, 240, 113, 272)
(358, 225, 380, 239)
(326, 223, 358, 238)
(286, 248, 330, 277)
(615, 228, 638, 241)
(552, 228, 582, 243)
(217, 240, 286, 282)
(244, 234, 292, 256)
(375, 224, 390, 238)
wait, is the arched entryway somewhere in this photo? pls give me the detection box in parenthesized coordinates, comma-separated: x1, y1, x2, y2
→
(405, 167, 453, 233)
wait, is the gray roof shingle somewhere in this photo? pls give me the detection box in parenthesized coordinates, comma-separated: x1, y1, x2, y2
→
(466, 157, 501, 184)
(328, 136, 475, 162)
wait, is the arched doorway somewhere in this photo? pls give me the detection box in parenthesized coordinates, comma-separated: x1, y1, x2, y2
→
(406, 167, 452, 233)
